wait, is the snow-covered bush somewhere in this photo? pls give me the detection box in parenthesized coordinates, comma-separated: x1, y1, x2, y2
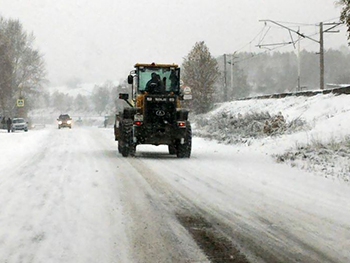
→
(275, 136, 350, 182)
(193, 110, 308, 144)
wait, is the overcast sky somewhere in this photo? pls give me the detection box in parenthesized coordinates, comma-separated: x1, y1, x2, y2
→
(0, 0, 347, 85)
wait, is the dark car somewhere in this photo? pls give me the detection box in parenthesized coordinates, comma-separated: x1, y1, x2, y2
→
(57, 114, 72, 129)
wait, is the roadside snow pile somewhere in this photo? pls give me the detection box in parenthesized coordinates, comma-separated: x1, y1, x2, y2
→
(193, 110, 307, 144)
(275, 137, 350, 182)
(193, 94, 350, 182)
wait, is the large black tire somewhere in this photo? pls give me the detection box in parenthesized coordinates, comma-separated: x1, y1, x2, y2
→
(117, 140, 122, 153)
(123, 108, 137, 119)
(130, 144, 136, 157)
(168, 144, 176, 155)
(176, 122, 192, 158)
(120, 119, 134, 157)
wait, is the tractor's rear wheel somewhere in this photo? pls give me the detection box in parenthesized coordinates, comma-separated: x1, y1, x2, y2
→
(176, 122, 192, 158)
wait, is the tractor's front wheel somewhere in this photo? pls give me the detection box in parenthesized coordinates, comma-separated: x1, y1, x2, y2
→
(120, 119, 134, 157)
(168, 144, 177, 155)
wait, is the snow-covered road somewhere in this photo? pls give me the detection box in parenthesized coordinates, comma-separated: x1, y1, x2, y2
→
(1, 126, 349, 263)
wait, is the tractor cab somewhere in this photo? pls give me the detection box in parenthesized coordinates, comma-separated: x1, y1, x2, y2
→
(129, 63, 181, 96)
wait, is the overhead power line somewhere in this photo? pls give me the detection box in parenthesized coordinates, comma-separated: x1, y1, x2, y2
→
(232, 26, 268, 53)
(257, 19, 342, 90)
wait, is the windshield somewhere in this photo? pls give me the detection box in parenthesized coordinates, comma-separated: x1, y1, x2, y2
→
(13, 118, 25, 123)
(59, 114, 70, 119)
(138, 67, 180, 94)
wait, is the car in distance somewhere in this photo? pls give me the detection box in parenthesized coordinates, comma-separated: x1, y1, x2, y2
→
(57, 114, 72, 129)
(11, 118, 28, 132)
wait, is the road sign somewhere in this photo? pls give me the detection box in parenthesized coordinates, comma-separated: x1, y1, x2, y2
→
(17, 99, 24, 107)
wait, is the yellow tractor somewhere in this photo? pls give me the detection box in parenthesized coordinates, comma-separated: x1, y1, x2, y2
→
(114, 63, 192, 157)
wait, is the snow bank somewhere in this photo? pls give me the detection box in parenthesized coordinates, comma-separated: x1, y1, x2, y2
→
(193, 94, 350, 182)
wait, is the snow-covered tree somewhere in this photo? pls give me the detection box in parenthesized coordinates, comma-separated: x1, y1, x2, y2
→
(230, 64, 251, 99)
(51, 91, 73, 112)
(65, 77, 82, 89)
(338, 0, 350, 45)
(0, 17, 46, 115)
(92, 84, 110, 115)
(182, 41, 220, 114)
(0, 31, 13, 114)
(74, 94, 90, 112)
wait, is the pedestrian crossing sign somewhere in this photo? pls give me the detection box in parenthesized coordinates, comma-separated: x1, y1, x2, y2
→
(17, 99, 24, 107)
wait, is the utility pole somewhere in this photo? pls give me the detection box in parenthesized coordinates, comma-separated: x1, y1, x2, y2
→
(223, 54, 227, 101)
(230, 54, 234, 97)
(297, 27, 301, 91)
(319, 22, 324, 90)
(227, 53, 237, 98)
(259, 19, 341, 90)
(318, 21, 341, 90)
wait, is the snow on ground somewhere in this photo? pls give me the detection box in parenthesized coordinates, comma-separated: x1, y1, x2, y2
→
(0, 93, 350, 262)
(193, 93, 350, 182)
(0, 127, 134, 263)
(3, 92, 350, 185)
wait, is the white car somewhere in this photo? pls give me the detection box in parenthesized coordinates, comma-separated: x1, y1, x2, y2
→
(11, 118, 28, 132)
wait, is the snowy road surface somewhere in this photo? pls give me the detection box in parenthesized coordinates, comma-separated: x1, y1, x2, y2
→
(0, 126, 349, 263)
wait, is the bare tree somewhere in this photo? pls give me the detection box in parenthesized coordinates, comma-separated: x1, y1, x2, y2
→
(182, 41, 219, 114)
(0, 29, 13, 114)
(0, 17, 46, 115)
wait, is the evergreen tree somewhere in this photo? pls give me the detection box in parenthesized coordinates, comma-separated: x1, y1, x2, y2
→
(74, 94, 89, 112)
(325, 49, 350, 84)
(92, 84, 110, 115)
(275, 52, 298, 92)
(299, 50, 319, 89)
(182, 41, 219, 114)
(229, 63, 251, 99)
(338, 0, 350, 44)
(215, 54, 252, 100)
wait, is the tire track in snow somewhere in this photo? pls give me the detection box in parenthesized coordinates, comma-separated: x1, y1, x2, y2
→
(0, 127, 132, 263)
(125, 157, 249, 262)
(123, 149, 346, 263)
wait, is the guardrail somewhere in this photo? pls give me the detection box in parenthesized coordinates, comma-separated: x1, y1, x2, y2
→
(238, 86, 350, 100)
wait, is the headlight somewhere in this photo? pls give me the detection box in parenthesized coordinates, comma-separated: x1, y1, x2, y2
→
(58, 121, 62, 124)
(67, 120, 72, 124)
